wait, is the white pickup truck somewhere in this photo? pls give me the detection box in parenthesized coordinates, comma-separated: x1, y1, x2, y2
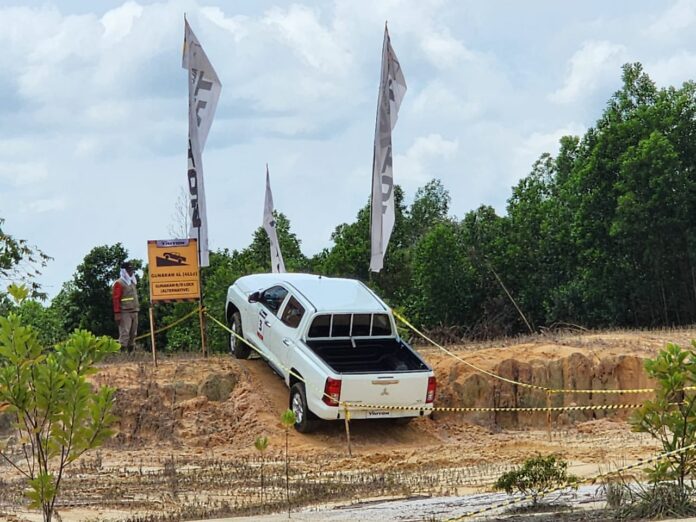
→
(225, 273, 436, 432)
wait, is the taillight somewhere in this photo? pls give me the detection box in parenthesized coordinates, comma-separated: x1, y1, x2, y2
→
(323, 377, 342, 406)
(426, 376, 436, 404)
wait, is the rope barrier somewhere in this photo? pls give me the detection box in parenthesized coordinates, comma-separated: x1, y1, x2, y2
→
(134, 307, 202, 341)
(393, 309, 659, 396)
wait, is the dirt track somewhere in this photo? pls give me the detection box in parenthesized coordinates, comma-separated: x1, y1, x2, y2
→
(2, 327, 695, 521)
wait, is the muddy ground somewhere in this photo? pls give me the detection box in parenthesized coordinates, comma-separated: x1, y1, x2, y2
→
(2, 327, 694, 521)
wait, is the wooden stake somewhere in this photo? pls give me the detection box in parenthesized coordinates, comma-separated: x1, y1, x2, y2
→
(148, 304, 158, 367)
(343, 404, 353, 457)
(546, 391, 552, 441)
(198, 300, 207, 358)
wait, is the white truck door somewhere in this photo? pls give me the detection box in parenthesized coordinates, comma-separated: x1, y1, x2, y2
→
(253, 285, 288, 362)
(272, 295, 307, 370)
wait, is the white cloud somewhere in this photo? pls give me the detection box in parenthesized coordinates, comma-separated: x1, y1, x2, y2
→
(201, 6, 249, 42)
(550, 40, 627, 104)
(0, 161, 48, 186)
(420, 31, 474, 69)
(265, 4, 353, 75)
(648, 0, 696, 39)
(101, 1, 143, 43)
(22, 198, 66, 214)
(649, 51, 696, 88)
(411, 80, 482, 121)
(395, 133, 459, 187)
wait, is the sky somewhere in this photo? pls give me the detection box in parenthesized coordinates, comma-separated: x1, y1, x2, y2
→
(2, 0, 696, 299)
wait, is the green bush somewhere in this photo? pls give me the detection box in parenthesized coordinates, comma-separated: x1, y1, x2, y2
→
(494, 454, 578, 506)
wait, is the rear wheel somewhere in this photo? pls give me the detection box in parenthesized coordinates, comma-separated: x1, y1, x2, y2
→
(290, 383, 318, 433)
(229, 311, 251, 359)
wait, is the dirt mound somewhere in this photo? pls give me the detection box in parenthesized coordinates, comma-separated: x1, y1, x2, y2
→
(8, 328, 693, 521)
(90, 327, 696, 454)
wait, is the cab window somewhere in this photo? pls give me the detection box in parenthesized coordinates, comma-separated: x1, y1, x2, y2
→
(308, 314, 331, 337)
(259, 285, 288, 315)
(332, 314, 351, 336)
(352, 314, 371, 336)
(280, 296, 305, 328)
(371, 314, 391, 335)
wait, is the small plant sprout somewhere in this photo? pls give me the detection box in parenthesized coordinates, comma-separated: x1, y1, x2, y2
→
(254, 435, 269, 503)
(280, 409, 296, 516)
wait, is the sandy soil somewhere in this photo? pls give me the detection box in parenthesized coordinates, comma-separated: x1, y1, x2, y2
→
(2, 327, 695, 521)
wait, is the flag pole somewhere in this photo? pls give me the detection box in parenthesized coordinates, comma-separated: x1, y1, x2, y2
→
(196, 226, 207, 357)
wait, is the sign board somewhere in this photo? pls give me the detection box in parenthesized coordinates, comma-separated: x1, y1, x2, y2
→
(147, 239, 200, 301)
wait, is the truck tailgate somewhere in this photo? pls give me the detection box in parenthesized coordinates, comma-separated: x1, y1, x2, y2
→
(340, 372, 430, 408)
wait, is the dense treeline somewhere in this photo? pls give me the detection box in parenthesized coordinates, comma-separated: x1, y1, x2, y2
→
(5, 63, 696, 348)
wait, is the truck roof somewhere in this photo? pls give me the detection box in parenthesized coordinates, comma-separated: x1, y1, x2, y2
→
(234, 273, 388, 313)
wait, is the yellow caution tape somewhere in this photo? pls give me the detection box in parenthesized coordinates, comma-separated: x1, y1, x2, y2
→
(393, 309, 661, 396)
(344, 402, 643, 413)
(446, 439, 696, 520)
(134, 307, 202, 341)
(393, 310, 548, 392)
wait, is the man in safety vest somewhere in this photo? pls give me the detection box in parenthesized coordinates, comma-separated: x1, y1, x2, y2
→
(112, 261, 140, 353)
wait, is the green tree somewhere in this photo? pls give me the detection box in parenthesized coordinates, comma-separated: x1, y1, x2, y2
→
(0, 285, 119, 522)
(409, 222, 470, 327)
(317, 185, 411, 303)
(13, 299, 66, 347)
(59, 244, 138, 337)
(407, 178, 451, 243)
(245, 212, 309, 273)
(0, 218, 51, 299)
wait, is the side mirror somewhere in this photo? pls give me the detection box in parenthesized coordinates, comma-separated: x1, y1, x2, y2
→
(248, 291, 260, 303)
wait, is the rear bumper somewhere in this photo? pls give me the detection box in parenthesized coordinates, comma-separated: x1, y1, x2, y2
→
(309, 399, 434, 420)
(337, 407, 433, 420)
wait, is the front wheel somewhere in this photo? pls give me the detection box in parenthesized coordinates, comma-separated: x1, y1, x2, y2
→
(289, 383, 318, 433)
(229, 311, 251, 359)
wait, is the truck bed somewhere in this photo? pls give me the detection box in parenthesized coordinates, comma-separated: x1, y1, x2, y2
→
(305, 338, 428, 374)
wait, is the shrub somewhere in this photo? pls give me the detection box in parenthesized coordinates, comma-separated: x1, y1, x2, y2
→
(494, 454, 578, 506)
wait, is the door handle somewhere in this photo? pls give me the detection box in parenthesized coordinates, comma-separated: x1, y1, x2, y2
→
(264, 320, 271, 327)
(282, 338, 291, 346)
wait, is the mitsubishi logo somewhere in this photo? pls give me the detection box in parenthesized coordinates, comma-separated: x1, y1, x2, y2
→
(381, 387, 389, 396)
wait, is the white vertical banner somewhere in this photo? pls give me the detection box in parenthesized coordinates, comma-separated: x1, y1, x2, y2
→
(263, 165, 286, 273)
(370, 24, 407, 273)
(182, 18, 221, 267)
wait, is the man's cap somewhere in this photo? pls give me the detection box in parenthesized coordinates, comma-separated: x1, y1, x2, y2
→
(121, 261, 133, 270)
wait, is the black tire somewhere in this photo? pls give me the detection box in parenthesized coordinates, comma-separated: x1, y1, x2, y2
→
(289, 383, 318, 433)
(229, 311, 251, 359)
